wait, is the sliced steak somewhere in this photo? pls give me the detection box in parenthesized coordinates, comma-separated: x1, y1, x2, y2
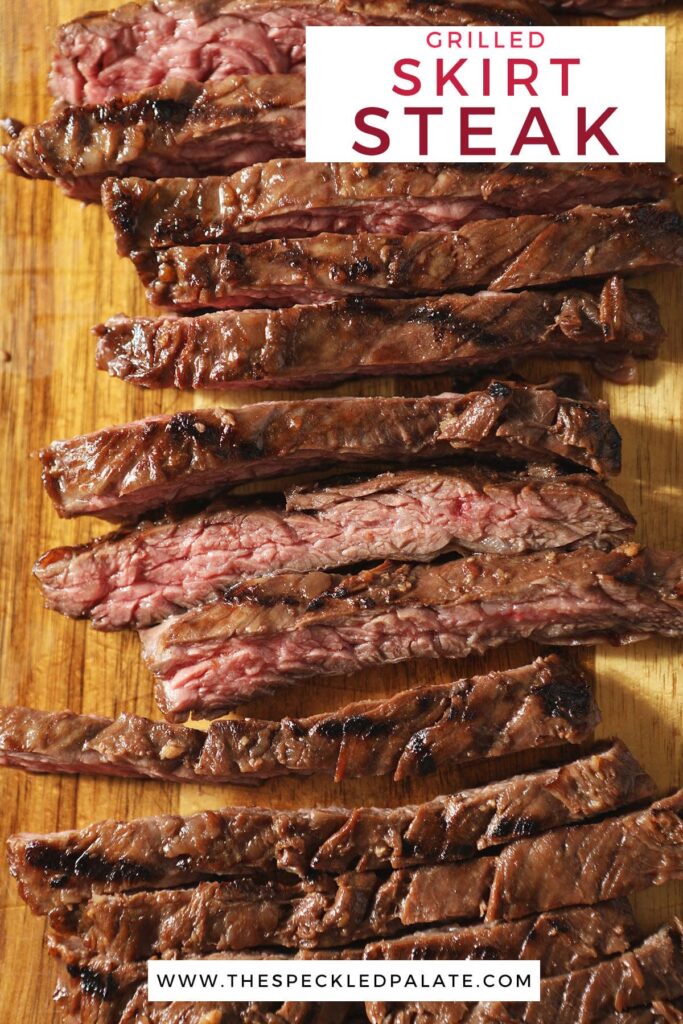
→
(6, 727, 653, 912)
(1, 76, 305, 202)
(55, 951, 363, 1024)
(34, 467, 635, 630)
(55, 903, 639, 1024)
(0, 660, 611, 782)
(50, 0, 553, 106)
(467, 920, 683, 1023)
(39, 382, 622, 522)
(375, 921, 683, 1024)
(133, 203, 683, 310)
(45, 793, 683, 957)
(102, 163, 678, 254)
(141, 544, 683, 719)
(94, 278, 664, 391)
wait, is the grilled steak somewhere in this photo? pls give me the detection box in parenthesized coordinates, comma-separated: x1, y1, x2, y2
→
(55, 952, 364, 1024)
(376, 921, 683, 1024)
(467, 920, 683, 1024)
(0, 660, 610, 782)
(55, 904, 639, 1024)
(103, 163, 678, 254)
(54, 903, 638, 1024)
(1, 76, 305, 202)
(383, 1007, 683, 1024)
(45, 793, 683, 957)
(49, 0, 553, 106)
(39, 382, 622, 522)
(34, 467, 635, 630)
(134, 204, 683, 310)
(94, 279, 664, 391)
(7, 730, 653, 913)
(141, 544, 683, 719)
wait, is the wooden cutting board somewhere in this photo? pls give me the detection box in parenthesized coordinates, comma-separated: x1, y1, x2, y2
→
(0, 3, 681, 1018)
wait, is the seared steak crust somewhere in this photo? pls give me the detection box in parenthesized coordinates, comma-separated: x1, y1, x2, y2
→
(0, 661, 613, 782)
(39, 382, 622, 522)
(103, 163, 678, 254)
(133, 204, 683, 310)
(50, 0, 553, 107)
(7, 727, 653, 913)
(1, 76, 305, 202)
(34, 467, 635, 630)
(45, 793, 683, 958)
(94, 279, 664, 391)
(141, 544, 683, 719)
(54, 903, 639, 1024)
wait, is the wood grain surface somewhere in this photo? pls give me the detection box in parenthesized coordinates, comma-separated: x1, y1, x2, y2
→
(0, 4, 682, 1019)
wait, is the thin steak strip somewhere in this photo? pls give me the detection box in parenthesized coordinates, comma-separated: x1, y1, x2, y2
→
(39, 381, 622, 523)
(45, 793, 683, 958)
(141, 544, 683, 720)
(1, 76, 305, 202)
(33, 467, 635, 630)
(6, 728, 653, 913)
(0, 660, 610, 782)
(55, 903, 639, 1024)
(94, 278, 664, 392)
(102, 163, 679, 254)
(50, 0, 552, 107)
(133, 203, 683, 310)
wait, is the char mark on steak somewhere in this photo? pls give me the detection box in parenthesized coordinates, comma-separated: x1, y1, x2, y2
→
(140, 544, 683, 720)
(132, 203, 683, 310)
(0, 659, 615, 782)
(55, 903, 639, 1024)
(33, 466, 635, 630)
(49, 0, 554, 107)
(94, 278, 663, 392)
(102, 163, 679, 254)
(44, 793, 683, 958)
(5, 724, 654, 912)
(1, 76, 305, 202)
(39, 381, 622, 523)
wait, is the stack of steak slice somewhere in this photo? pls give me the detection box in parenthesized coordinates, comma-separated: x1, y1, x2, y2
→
(53, 903, 641, 1024)
(133, 203, 683, 310)
(49, 0, 554, 107)
(38, 381, 622, 522)
(9, 743, 683, 1020)
(33, 467, 635, 629)
(0, 657, 605, 783)
(140, 543, 683, 719)
(102, 162, 680, 253)
(370, 921, 683, 1023)
(1, 76, 306, 201)
(6, 735, 654, 909)
(40, 792, 683, 958)
(94, 278, 664, 390)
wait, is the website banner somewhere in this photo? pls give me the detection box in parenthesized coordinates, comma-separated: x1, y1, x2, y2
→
(306, 26, 665, 162)
(148, 960, 541, 1003)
